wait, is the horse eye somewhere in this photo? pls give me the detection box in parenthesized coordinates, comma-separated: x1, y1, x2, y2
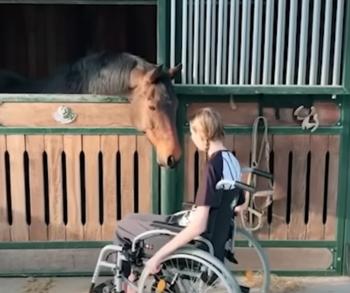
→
(149, 105, 156, 111)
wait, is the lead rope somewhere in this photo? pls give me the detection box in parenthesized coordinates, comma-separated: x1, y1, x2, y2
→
(241, 116, 274, 231)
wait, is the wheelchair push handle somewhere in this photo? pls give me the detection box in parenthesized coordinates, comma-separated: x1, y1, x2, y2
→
(233, 181, 255, 193)
(242, 167, 273, 180)
(216, 179, 255, 193)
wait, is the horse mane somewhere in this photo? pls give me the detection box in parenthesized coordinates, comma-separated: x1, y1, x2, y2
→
(0, 52, 156, 95)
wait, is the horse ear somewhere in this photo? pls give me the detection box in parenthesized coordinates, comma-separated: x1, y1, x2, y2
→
(147, 64, 164, 83)
(168, 63, 182, 79)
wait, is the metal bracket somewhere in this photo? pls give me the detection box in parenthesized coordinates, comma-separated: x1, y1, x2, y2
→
(53, 105, 77, 124)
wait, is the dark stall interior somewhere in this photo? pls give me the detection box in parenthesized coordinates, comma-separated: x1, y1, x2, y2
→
(0, 4, 157, 81)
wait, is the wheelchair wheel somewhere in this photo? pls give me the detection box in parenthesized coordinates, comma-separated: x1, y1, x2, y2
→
(92, 279, 114, 293)
(232, 227, 271, 293)
(138, 248, 242, 293)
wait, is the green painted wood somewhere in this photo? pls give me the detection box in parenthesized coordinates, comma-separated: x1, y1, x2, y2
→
(341, 97, 350, 274)
(0, 94, 128, 103)
(175, 85, 347, 95)
(182, 126, 343, 135)
(0, 127, 140, 134)
(157, 0, 176, 215)
(0, 0, 156, 4)
(342, 0, 350, 91)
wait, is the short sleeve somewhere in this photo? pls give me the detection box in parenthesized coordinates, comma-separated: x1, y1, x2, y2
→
(195, 163, 222, 208)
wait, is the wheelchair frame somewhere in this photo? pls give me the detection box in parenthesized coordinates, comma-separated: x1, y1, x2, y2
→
(90, 174, 272, 293)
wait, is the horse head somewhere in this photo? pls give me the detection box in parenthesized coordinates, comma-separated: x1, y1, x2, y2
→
(128, 64, 182, 168)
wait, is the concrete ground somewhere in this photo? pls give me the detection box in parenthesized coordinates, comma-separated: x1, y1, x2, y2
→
(0, 276, 349, 293)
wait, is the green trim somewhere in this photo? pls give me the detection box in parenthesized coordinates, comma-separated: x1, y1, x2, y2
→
(341, 97, 350, 275)
(0, 127, 140, 135)
(234, 240, 337, 248)
(342, 1, 350, 90)
(0, 241, 110, 250)
(175, 98, 187, 212)
(175, 85, 347, 95)
(157, 0, 175, 215)
(182, 126, 343, 135)
(0, 0, 156, 4)
(256, 270, 338, 277)
(0, 272, 100, 278)
(157, 0, 170, 66)
(0, 94, 128, 103)
(151, 149, 160, 214)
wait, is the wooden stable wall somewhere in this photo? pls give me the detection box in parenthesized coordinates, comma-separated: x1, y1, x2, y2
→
(185, 101, 340, 241)
(0, 4, 156, 79)
(0, 134, 152, 242)
(0, 99, 153, 242)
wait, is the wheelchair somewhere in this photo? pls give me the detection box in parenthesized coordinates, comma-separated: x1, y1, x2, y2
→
(89, 169, 272, 293)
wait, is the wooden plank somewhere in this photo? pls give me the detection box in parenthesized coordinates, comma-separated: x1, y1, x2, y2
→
(288, 135, 309, 240)
(26, 135, 47, 240)
(269, 135, 292, 240)
(306, 135, 328, 240)
(64, 135, 83, 240)
(83, 135, 101, 241)
(6, 135, 28, 241)
(0, 135, 10, 241)
(233, 135, 251, 167)
(324, 136, 340, 240)
(45, 135, 65, 240)
(184, 134, 196, 203)
(119, 136, 136, 218)
(137, 135, 152, 213)
(0, 103, 132, 127)
(187, 103, 259, 125)
(101, 135, 118, 240)
(314, 102, 340, 125)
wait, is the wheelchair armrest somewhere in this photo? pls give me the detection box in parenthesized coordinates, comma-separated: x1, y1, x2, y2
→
(150, 221, 183, 232)
(242, 167, 273, 180)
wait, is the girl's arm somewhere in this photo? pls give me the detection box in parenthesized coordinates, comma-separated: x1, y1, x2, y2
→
(147, 206, 209, 266)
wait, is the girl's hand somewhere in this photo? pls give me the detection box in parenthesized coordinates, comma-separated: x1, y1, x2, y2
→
(145, 255, 162, 275)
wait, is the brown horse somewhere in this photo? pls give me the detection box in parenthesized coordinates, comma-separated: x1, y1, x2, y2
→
(0, 52, 182, 167)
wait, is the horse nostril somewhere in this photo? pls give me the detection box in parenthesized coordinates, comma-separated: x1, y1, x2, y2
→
(167, 155, 176, 168)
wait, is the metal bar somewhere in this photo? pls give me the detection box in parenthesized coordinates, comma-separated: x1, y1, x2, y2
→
(274, 0, 286, 84)
(239, 0, 251, 84)
(216, 0, 224, 84)
(210, 0, 217, 83)
(228, 0, 239, 84)
(309, 0, 321, 85)
(204, 0, 212, 84)
(193, 0, 200, 84)
(251, 0, 263, 84)
(297, 0, 310, 85)
(227, 0, 235, 84)
(170, 0, 176, 68)
(181, 0, 188, 83)
(286, 0, 298, 85)
(221, 0, 228, 83)
(332, 0, 345, 85)
(199, 0, 205, 83)
(188, 0, 194, 84)
(321, 0, 333, 85)
(263, 0, 274, 84)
